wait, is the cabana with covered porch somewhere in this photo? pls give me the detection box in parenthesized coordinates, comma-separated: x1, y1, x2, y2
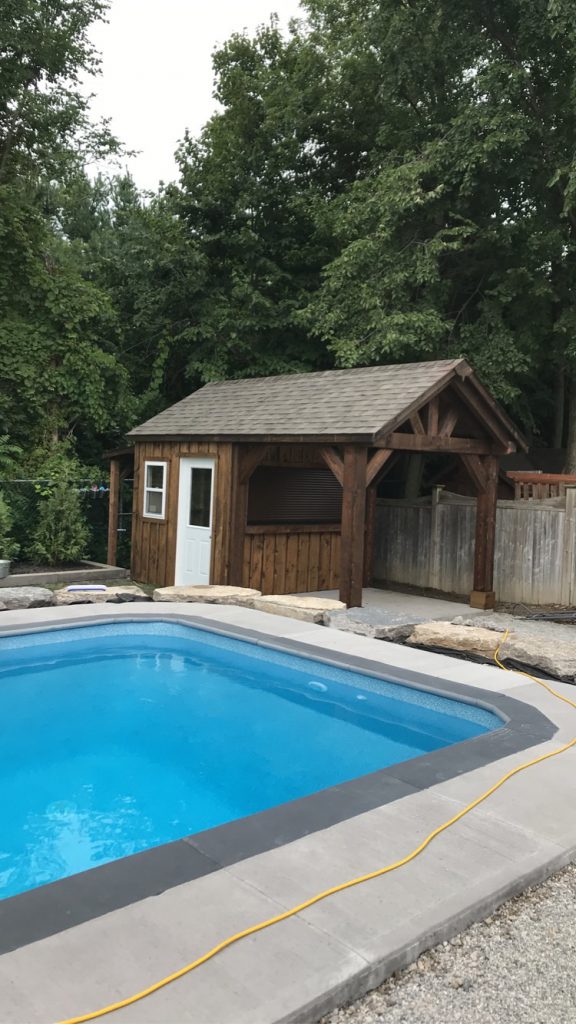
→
(108, 359, 526, 609)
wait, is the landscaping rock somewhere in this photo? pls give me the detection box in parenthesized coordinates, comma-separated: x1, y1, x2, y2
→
(0, 586, 54, 610)
(407, 622, 509, 658)
(451, 613, 513, 632)
(152, 585, 261, 605)
(250, 594, 345, 623)
(54, 585, 149, 605)
(409, 618, 576, 683)
(451, 613, 576, 682)
(326, 606, 428, 641)
(504, 634, 576, 684)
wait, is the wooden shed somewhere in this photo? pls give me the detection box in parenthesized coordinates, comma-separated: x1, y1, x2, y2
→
(110, 359, 526, 609)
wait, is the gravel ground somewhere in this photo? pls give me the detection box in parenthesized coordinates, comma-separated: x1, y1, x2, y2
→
(323, 863, 576, 1024)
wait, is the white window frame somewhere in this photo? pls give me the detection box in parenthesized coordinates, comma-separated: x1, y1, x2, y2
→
(143, 460, 168, 520)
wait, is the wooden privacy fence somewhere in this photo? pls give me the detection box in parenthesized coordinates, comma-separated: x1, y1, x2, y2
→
(374, 487, 576, 606)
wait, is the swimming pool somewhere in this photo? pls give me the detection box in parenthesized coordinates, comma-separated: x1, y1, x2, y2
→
(0, 620, 501, 900)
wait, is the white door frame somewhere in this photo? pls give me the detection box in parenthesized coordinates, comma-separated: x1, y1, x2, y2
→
(174, 457, 216, 586)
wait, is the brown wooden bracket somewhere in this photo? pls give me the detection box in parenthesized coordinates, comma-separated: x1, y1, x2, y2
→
(426, 396, 439, 435)
(438, 407, 459, 437)
(409, 411, 426, 435)
(366, 448, 393, 487)
(381, 434, 495, 454)
(238, 445, 272, 484)
(319, 445, 344, 486)
(460, 454, 488, 493)
(451, 379, 515, 452)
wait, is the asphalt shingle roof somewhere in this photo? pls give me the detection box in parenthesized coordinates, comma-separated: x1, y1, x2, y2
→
(128, 359, 507, 443)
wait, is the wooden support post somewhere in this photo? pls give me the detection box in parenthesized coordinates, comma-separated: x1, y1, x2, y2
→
(470, 455, 499, 609)
(363, 485, 377, 586)
(339, 445, 367, 608)
(107, 458, 120, 567)
(228, 446, 250, 586)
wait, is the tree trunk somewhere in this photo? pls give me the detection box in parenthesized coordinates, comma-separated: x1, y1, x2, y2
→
(554, 365, 565, 449)
(565, 375, 576, 472)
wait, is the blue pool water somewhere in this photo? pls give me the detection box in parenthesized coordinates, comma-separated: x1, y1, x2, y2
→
(0, 621, 499, 899)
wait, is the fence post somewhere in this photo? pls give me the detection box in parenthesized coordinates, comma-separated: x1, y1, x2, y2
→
(430, 486, 443, 591)
(561, 486, 576, 606)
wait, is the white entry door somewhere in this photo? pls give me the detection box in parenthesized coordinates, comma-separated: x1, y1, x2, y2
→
(175, 458, 216, 586)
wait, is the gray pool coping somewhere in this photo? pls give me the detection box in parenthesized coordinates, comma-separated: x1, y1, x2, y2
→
(0, 608, 557, 954)
(0, 604, 574, 1024)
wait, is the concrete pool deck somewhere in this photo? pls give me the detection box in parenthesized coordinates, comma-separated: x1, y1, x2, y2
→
(0, 603, 575, 1024)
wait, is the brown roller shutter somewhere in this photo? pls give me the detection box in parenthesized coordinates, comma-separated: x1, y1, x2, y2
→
(247, 467, 342, 524)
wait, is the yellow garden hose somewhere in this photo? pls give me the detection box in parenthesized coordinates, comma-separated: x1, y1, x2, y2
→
(58, 632, 576, 1024)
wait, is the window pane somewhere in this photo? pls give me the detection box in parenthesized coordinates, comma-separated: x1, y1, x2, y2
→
(189, 468, 212, 527)
(146, 464, 164, 489)
(145, 490, 163, 516)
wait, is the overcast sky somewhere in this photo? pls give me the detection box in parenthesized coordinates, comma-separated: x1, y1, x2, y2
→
(87, 0, 303, 190)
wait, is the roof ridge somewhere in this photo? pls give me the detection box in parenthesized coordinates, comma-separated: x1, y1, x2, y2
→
(192, 358, 465, 390)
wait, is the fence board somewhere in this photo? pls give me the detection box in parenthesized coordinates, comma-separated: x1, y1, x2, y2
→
(374, 490, 574, 605)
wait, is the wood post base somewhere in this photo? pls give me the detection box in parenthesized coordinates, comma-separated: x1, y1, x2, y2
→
(469, 590, 496, 610)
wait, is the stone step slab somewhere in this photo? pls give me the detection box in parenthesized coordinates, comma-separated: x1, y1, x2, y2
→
(153, 585, 261, 605)
(326, 607, 428, 641)
(250, 594, 345, 623)
(54, 586, 149, 605)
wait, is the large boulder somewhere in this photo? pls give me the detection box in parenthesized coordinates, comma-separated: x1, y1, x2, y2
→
(153, 585, 261, 605)
(250, 594, 345, 623)
(409, 619, 576, 683)
(504, 634, 576, 684)
(54, 585, 149, 605)
(326, 606, 428, 641)
(408, 622, 508, 659)
(0, 586, 54, 610)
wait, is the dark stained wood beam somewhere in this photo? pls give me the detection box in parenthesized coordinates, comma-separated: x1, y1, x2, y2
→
(228, 446, 250, 585)
(471, 455, 499, 609)
(460, 454, 487, 493)
(319, 445, 344, 486)
(366, 448, 393, 487)
(381, 434, 497, 454)
(426, 396, 439, 435)
(409, 411, 426, 435)
(452, 379, 515, 452)
(340, 445, 367, 608)
(107, 458, 120, 567)
(363, 485, 377, 586)
(238, 444, 272, 484)
(438, 407, 459, 437)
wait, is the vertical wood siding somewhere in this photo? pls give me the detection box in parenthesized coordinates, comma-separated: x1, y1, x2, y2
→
(131, 441, 232, 587)
(374, 490, 576, 605)
(242, 526, 340, 594)
(131, 440, 342, 593)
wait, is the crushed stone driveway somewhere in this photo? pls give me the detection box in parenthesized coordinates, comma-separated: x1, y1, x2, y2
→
(323, 863, 576, 1024)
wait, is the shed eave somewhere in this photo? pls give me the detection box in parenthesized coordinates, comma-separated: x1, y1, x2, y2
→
(126, 432, 380, 445)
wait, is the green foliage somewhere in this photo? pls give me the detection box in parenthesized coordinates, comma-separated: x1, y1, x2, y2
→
(0, 0, 117, 185)
(0, 435, 23, 479)
(0, 490, 20, 561)
(29, 482, 89, 565)
(5, 0, 576, 494)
